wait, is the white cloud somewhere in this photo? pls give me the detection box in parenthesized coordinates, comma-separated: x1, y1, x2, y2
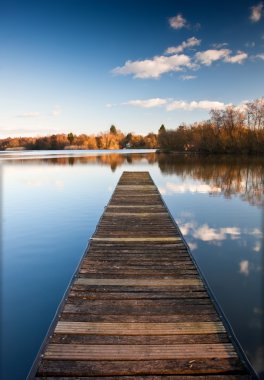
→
(234, 100, 250, 112)
(123, 98, 168, 108)
(193, 225, 225, 241)
(224, 51, 248, 64)
(222, 227, 241, 239)
(256, 53, 264, 60)
(195, 49, 248, 65)
(158, 187, 166, 195)
(177, 213, 262, 256)
(109, 98, 229, 111)
(167, 100, 227, 111)
(188, 242, 197, 251)
(195, 49, 231, 65)
(193, 225, 241, 242)
(239, 260, 249, 276)
(212, 42, 229, 49)
(169, 14, 187, 29)
(112, 54, 193, 79)
(248, 228, 263, 238)
(108, 98, 253, 113)
(180, 75, 197, 80)
(250, 2, 263, 22)
(17, 112, 40, 118)
(166, 182, 221, 194)
(113, 42, 249, 79)
(165, 37, 201, 55)
(51, 106, 61, 117)
(253, 241, 261, 252)
(177, 218, 241, 243)
(179, 222, 196, 235)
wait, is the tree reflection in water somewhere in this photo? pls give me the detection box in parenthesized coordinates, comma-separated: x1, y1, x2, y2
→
(157, 153, 264, 207)
(5, 151, 263, 207)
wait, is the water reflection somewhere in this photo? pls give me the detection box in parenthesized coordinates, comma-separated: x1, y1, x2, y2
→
(3, 152, 156, 170)
(157, 154, 264, 207)
(4, 152, 264, 207)
(177, 219, 262, 247)
(1, 151, 263, 379)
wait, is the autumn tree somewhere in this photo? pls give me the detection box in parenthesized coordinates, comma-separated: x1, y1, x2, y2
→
(86, 135, 98, 149)
(246, 97, 264, 130)
(144, 133, 158, 148)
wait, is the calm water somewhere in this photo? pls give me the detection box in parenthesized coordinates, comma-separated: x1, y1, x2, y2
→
(0, 150, 263, 379)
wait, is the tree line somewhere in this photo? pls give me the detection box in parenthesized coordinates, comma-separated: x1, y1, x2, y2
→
(158, 97, 264, 154)
(1, 97, 263, 154)
(0, 126, 157, 150)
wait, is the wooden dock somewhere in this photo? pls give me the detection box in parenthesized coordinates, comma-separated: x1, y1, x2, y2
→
(29, 171, 253, 379)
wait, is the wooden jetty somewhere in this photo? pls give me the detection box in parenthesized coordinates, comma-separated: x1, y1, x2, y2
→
(29, 171, 254, 379)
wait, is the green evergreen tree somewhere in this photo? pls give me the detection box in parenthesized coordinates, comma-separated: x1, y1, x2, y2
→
(110, 125, 117, 135)
(67, 132, 75, 144)
(159, 124, 166, 133)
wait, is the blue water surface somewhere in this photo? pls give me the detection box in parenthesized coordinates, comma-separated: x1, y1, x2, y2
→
(0, 151, 263, 379)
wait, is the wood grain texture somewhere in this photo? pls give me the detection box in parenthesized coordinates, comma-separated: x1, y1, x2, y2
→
(74, 278, 202, 286)
(36, 358, 245, 376)
(55, 321, 226, 335)
(44, 343, 237, 360)
(29, 171, 251, 379)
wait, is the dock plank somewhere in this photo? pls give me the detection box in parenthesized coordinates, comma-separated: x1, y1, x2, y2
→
(36, 358, 246, 376)
(28, 171, 253, 379)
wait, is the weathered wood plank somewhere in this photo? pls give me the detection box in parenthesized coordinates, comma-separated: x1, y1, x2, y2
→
(55, 322, 225, 335)
(89, 242, 186, 247)
(60, 313, 220, 323)
(63, 301, 215, 316)
(79, 269, 198, 276)
(86, 254, 192, 260)
(71, 285, 206, 293)
(37, 358, 245, 376)
(65, 298, 212, 307)
(29, 171, 251, 379)
(81, 259, 194, 267)
(44, 343, 237, 360)
(77, 274, 200, 279)
(68, 290, 208, 300)
(74, 278, 203, 286)
(50, 333, 229, 345)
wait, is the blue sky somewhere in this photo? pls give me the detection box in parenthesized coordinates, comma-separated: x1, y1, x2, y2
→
(0, 0, 264, 137)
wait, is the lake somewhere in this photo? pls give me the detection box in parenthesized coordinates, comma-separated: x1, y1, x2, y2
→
(0, 150, 263, 379)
